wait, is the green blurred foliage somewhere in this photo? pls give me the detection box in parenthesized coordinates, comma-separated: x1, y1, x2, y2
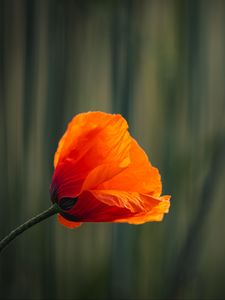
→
(0, 0, 225, 299)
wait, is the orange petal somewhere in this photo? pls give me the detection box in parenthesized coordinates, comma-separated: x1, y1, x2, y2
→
(51, 112, 171, 227)
(54, 112, 131, 169)
(89, 190, 169, 214)
(57, 213, 82, 229)
(97, 138, 162, 196)
(52, 112, 132, 200)
(81, 159, 130, 191)
(115, 195, 171, 224)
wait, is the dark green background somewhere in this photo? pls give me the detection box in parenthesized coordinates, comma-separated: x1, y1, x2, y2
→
(1, 0, 225, 299)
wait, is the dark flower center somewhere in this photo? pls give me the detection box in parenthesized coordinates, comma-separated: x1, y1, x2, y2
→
(59, 197, 78, 210)
(60, 210, 81, 222)
(51, 183, 80, 222)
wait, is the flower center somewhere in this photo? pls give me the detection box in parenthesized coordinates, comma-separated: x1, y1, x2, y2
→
(59, 197, 78, 210)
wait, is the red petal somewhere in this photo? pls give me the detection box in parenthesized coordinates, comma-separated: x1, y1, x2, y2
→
(64, 191, 133, 222)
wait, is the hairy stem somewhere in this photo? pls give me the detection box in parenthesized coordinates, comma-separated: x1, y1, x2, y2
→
(0, 203, 59, 254)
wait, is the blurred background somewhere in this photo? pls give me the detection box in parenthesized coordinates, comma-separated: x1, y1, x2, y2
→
(1, 0, 225, 299)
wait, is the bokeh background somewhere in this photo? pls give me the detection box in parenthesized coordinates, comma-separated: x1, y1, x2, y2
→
(1, 0, 225, 299)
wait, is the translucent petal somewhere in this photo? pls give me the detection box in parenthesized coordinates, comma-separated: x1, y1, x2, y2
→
(97, 138, 162, 196)
(51, 112, 132, 200)
(54, 112, 130, 169)
(89, 190, 169, 214)
(114, 195, 171, 224)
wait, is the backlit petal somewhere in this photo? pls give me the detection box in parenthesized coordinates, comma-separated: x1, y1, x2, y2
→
(54, 112, 130, 169)
(89, 190, 169, 214)
(115, 195, 170, 224)
(50, 112, 171, 228)
(51, 112, 132, 201)
(81, 159, 130, 191)
(97, 138, 162, 196)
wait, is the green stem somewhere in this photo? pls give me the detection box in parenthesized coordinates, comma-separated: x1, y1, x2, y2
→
(0, 203, 59, 254)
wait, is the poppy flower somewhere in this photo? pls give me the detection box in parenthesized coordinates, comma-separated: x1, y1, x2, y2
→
(50, 111, 171, 228)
